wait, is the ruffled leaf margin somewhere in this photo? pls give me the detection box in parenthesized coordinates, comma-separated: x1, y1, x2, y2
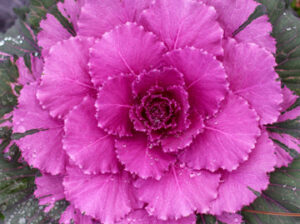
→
(0, 0, 299, 224)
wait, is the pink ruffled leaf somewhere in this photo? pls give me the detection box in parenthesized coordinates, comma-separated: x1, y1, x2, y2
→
(269, 132, 299, 168)
(163, 85, 190, 136)
(163, 47, 228, 117)
(116, 209, 196, 224)
(141, 0, 223, 55)
(57, 0, 85, 31)
(96, 74, 134, 137)
(89, 22, 166, 87)
(34, 174, 65, 212)
(63, 167, 138, 224)
(267, 110, 300, 167)
(241, 156, 300, 224)
(161, 110, 204, 152)
(280, 86, 298, 112)
(223, 39, 282, 125)
(217, 212, 243, 224)
(37, 37, 95, 119)
(63, 96, 119, 174)
(135, 165, 220, 220)
(60, 205, 94, 224)
(16, 56, 43, 85)
(203, 0, 275, 52)
(132, 68, 185, 97)
(267, 86, 300, 167)
(203, 0, 258, 36)
(13, 83, 66, 175)
(38, 14, 72, 57)
(210, 131, 276, 215)
(235, 15, 276, 53)
(179, 93, 260, 172)
(77, 0, 151, 37)
(140, 0, 223, 54)
(115, 134, 175, 180)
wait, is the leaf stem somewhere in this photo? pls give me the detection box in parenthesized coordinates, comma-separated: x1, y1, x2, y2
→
(243, 209, 300, 217)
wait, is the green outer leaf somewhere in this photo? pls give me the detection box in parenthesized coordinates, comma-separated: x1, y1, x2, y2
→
(268, 117, 300, 139)
(196, 214, 225, 224)
(27, 0, 75, 35)
(242, 157, 300, 223)
(23, 53, 32, 73)
(0, 20, 38, 57)
(11, 128, 47, 140)
(0, 54, 66, 221)
(272, 138, 300, 158)
(0, 153, 36, 219)
(287, 97, 300, 111)
(3, 197, 68, 224)
(292, 0, 300, 16)
(0, 0, 75, 57)
(257, 0, 300, 95)
(26, 0, 60, 32)
(0, 126, 67, 223)
(0, 59, 19, 118)
(257, 0, 287, 23)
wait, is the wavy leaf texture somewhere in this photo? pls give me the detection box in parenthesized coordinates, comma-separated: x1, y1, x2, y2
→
(0, 0, 299, 223)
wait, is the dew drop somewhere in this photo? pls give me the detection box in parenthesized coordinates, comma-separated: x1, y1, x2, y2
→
(18, 218, 26, 224)
(190, 173, 196, 178)
(18, 126, 26, 132)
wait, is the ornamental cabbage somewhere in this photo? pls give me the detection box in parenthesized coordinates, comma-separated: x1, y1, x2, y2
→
(12, 0, 300, 223)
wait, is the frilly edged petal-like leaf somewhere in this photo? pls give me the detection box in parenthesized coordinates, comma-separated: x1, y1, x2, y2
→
(59, 205, 94, 224)
(89, 22, 166, 87)
(135, 165, 220, 220)
(267, 86, 300, 167)
(132, 67, 185, 98)
(13, 83, 66, 175)
(235, 15, 276, 53)
(242, 157, 300, 223)
(203, 0, 258, 37)
(210, 131, 276, 215)
(179, 93, 260, 172)
(224, 39, 282, 125)
(63, 96, 119, 175)
(37, 36, 95, 119)
(96, 74, 135, 137)
(163, 47, 228, 117)
(16, 56, 43, 85)
(115, 133, 176, 180)
(116, 209, 196, 224)
(77, 0, 151, 37)
(140, 0, 223, 54)
(34, 174, 65, 212)
(57, 0, 85, 31)
(63, 166, 138, 224)
(161, 110, 204, 152)
(37, 14, 72, 57)
(162, 85, 190, 140)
